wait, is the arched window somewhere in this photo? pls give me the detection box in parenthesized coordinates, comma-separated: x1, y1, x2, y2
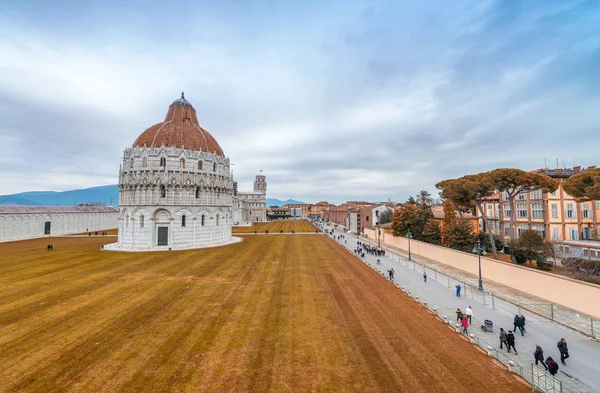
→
(142, 157, 147, 168)
(182, 215, 186, 227)
(160, 157, 166, 168)
(198, 161, 203, 170)
(180, 158, 185, 168)
(140, 215, 144, 228)
(216, 214, 219, 226)
(160, 185, 166, 198)
(130, 158, 134, 168)
(201, 215, 205, 226)
(195, 187, 200, 199)
(213, 162, 217, 172)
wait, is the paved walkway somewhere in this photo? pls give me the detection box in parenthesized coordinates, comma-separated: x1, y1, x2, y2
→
(324, 225, 600, 393)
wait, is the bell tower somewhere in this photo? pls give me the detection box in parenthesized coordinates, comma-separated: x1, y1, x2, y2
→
(254, 174, 266, 194)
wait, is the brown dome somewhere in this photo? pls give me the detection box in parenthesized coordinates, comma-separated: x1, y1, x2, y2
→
(133, 93, 224, 156)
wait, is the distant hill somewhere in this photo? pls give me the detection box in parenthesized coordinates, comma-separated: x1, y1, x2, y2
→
(266, 198, 305, 207)
(0, 185, 119, 206)
(0, 185, 303, 208)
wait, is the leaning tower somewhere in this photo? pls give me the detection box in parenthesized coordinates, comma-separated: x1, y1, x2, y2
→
(253, 175, 267, 195)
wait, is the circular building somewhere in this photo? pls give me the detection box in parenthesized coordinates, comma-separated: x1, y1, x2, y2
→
(108, 93, 239, 251)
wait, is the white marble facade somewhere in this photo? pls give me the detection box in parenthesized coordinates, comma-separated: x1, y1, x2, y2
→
(0, 206, 118, 243)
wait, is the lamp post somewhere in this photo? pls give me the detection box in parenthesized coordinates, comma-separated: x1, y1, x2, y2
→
(377, 222, 381, 248)
(472, 239, 486, 291)
(407, 228, 412, 261)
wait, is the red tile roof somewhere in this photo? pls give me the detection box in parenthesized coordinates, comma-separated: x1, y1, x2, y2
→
(133, 94, 224, 156)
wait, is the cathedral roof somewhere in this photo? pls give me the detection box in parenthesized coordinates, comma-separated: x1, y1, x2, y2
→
(133, 93, 224, 156)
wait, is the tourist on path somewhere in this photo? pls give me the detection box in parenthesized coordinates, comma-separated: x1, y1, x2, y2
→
(423, 272, 427, 282)
(465, 306, 473, 324)
(520, 315, 526, 334)
(557, 338, 569, 365)
(546, 357, 559, 376)
(513, 315, 523, 335)
(455, 284, 461, 297)
(534, 345, 547, 370)
(461, 316, 469, 334)
(499, 328, 508, 350)
(506, 331, 518, 354)
(456, 308, 463, 322)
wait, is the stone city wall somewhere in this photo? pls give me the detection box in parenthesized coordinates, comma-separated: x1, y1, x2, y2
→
(364, 228, 600, 319)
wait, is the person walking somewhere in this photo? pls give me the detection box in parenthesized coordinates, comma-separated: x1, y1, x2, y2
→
(513, 314, 522, 335)
(423, 272, 427, 282)
(465, 306, 473, 324)
(534, 345, 547, 370)
(461, 315, 469, 334)
(390, 268, 394, 281)
(456, 308, 463, 322)
(546, 357, 559, 376)
(557, 338, 569, 365)
(520, 314, 526, 334)
(506, 331, 518, 354)
(455, 284, 461, 297)
(499, 328, 508, 350)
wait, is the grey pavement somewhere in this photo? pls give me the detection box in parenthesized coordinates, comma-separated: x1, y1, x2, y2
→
(323, 224, 600, 393)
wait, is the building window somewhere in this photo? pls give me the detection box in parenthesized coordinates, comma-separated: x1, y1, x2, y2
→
(566, 203, 576, 218)
(198, 161, 203, 170)
(596, 202, 600, 209)
(531, 203, 544, 218)
(530, 189, 543, 200)
(568, 228, 578, 240)
(160, 157, 166, 167)
(517, 224, 529, 237)
(502, 191, 510, 201)
(503, 204, 511, 218)
(180, 158, 185, 168)
(552, 228, 559, 240)
(213, 162, 217, 172)
(516, 192, 526, 200)
(160, 185, 166, 198)
(550, 191, 557, 197)
(182, 215, 186, 227)
(487, 204, 493, 218)
(532, 225, 545, 238)
(142, 157, 147, 168)
(582, 203, 592, 218)
(551, 204, 558, 219)
(366, 216, 369, 222)
(201, 215, 205, 226)
(140, 215, 144, 228)
(195, 187, 200, 199)
(516, 203, 527, 218)
(216, 215, 219, 226)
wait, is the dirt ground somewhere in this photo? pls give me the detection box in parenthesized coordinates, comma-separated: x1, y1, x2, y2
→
(232, 220, 319, 233)
(0, 234, 528, 393)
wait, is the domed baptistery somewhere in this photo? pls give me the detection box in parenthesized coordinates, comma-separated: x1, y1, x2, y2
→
(107, 93, 243, 251)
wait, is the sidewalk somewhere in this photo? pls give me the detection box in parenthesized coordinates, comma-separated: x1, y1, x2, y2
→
(326, 225, 600, 393)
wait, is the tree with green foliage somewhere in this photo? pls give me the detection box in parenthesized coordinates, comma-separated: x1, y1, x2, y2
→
(486, 169, 558, 240)
(391, 204, 435, 242)
(476, 232, 504, 253)
(378, 209, 393, 225)
(446, 218, 475, 252)
(507, 230, 554, 270)
(563, 168, 600, 201)
(416, 190, 433, 206)
(405, 196, 417, 205)
(422, 218, 441, 245)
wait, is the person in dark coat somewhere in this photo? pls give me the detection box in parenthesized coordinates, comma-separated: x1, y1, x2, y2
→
(456, 308, 463, 322)
(520, 315, 526, 334)
(513, 314, 520, 333)
(557, 338, 569, 365)
(506, 331, 518, 354)
(499, 328, 508, 349)
(534, 345, 547, 370)
(423, 272, 427, 282)
(546, 357, 559, 375)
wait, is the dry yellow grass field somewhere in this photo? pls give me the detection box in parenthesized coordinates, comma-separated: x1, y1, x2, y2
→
(232, 220, 318, 233)
(0, 234, 528, 393)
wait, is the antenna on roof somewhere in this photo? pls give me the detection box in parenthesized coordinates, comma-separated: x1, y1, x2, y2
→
(543, 158, 547, 169)
(556, 159, 559, 169)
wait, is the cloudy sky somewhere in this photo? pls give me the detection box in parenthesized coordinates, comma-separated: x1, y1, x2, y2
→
(1, 0, 599, 204)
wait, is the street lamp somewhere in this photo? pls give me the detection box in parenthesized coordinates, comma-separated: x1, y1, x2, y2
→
(376, 222, 381, 248)
(407, 228, 412, 261)
(472, 239, 486, 291)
